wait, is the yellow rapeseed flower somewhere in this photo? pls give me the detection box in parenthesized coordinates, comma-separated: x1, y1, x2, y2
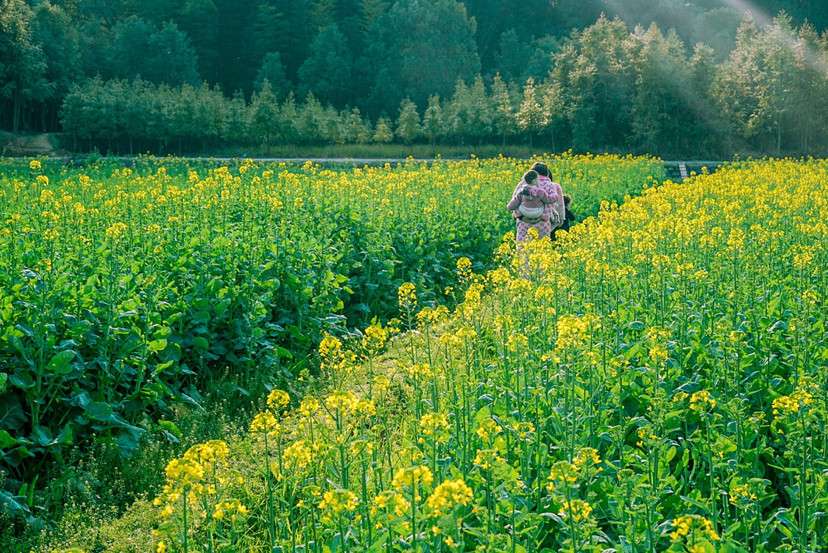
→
(426, 479, 474, 517)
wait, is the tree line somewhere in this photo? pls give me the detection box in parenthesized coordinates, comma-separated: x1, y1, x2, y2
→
(2, 0, 828, 157)
(57, 13, 828, 158)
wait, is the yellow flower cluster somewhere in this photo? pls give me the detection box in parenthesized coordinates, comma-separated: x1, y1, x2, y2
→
(573, 447, 601, 469)
(426, 479, 474, 517)
(325, 390, 376, 418)
(392, 465, 434, 494)
(689, 390, 716, 413)
(419, 413, 450, 437)
(559, 499, 593, 522)
(475, 418, 502, 440)
(184, 440, 230, 465)
(212, 500, 248, 522)
(105, 221, 127, 240)
(473, 448, 505, 470)
(670, 514, 720, 542)
(371, 490, 410, 517)
(772, 387, 814, 418)
(362, 322, 389, 354)
(729, 483, 758, 506)
(266, 389, 290, 411)
(282, 440, 314, 470)
(555, 314, 600, 351)
(153, 439, 238, 542)
(319, 489, 360, 514)
(398, 282, 417, 311)
(546, 460, 580, 491)
(250, 411, 281, 437)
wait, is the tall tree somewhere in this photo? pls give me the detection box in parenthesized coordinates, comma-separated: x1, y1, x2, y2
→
(539, 80, 565, 151)
(711, 15, 800, 153)
(106, 17, 200, 86)
(213, 0, 257, 93)
(359, 0, 388, 39)
(311, 0, 338, 31)
(516, 77, 545, 147)
(0, 0, 47, 133)
(249, 79, 280, 152)
(372, 115, 393, 144)
(364, 0, 481, 115)
(493, 28, 535, 83)
(422, 93, 443, 146)
(395, 98, 422, 144)
(249, 0, 313, 84)
(626, 23, 692, 155)
(297, 24, 353, 107)
(551, 15, 633, 150)
(176, 0, 220, 84)
(790, 22, 828, 152)
(31, 1, 81, 131)
(295, 92, 326, 144)
(490, 73, 517, 145)
(343, 107, 371, 144)
(255, 51, 292, 100)
(687, 42, 725, 156)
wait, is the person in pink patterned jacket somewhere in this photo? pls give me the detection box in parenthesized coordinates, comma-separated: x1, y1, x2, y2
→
(531, 161, 565, 228)
(507, 165, 564, 242)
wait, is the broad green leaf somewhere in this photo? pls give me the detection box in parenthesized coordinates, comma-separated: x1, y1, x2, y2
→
(192, 336, 209, 350)
(0, 430, 30, 449)
(46, 350, 75, 375)
(9, 373, 35, 389)
(86, 402, 114, 421)
(148, 338, 167, 352)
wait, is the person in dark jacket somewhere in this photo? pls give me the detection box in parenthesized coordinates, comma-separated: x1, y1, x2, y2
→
(553, 194, 577, 239)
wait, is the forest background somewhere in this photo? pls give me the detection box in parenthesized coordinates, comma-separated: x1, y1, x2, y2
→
(2, 0, 828, 159)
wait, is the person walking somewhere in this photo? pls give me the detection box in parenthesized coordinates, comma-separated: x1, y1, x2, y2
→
(507, 164, 564, 242)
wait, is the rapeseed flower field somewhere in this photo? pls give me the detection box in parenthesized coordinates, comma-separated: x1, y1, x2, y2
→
(0, 154, 659, 542)
(147, 159, 827, 552)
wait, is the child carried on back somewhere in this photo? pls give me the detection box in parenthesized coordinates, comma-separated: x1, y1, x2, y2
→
(507, 169, 559, 224)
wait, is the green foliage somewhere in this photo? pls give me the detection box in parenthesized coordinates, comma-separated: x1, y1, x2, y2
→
(365, 0, 481, 113)
(132, 158, 826, 553)
(297, 24, 353, 106)
(254, 52, 292, 100)
(0, 156, 663, 538)
(106, 17, 200, 87)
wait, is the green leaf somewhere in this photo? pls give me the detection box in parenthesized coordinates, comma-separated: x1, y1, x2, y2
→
(364, 532, 388, 553)
(32, 426, 55, 447)
(192, 336, 209, 350)
(158, 420, 183, 439)
(46, 350, 75, 375)
(117, 431, 141, 457)
(86, 402, 114, 421)
(0, 430, 30, 449)
(0, 373, 7, 393)
(0, 395, 27, 430)
(55, 425, 73, 446)
(148, 338, 168, 352)
(9, 372, 35, 389)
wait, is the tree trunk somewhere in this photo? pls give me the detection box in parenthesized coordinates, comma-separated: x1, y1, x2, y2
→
(12, 89, 20, 135)
(777, 123, 782, 157)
